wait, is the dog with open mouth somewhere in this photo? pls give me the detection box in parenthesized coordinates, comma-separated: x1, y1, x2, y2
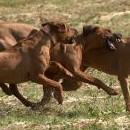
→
(61, 25, 130, 112)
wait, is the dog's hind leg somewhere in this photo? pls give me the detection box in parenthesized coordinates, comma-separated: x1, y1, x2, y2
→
(0, 83, 12, 95)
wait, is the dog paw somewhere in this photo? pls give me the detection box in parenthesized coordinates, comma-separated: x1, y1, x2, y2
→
(53, 91, 63, 105)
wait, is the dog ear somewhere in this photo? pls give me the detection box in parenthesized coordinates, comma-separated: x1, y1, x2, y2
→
(39, 16, 49, 26)
(41, 23, 51, 34)
(83, 25, 99, 36)
(71, 28, 78, 35)
(55, 23, 68, 33)
(41, 22, 48, 27)
(27, 29, 38, 37)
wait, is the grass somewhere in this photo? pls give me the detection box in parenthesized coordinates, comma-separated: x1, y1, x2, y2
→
(0, 0, 130, 129)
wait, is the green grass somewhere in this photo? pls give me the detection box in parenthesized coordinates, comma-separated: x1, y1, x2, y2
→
(0, 0, 130, 129)
(0, 0, 46, 7)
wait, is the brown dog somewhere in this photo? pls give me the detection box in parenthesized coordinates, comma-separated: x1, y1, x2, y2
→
(80, 25, 130, 112)
(0, 21, 77, 108)
(0, 22, 39, 95)
(39, 25, 120, 106)
(0, 22, 39, 50)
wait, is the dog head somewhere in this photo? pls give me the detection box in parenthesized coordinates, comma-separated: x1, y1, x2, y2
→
(41, 21, 78, 44)
(82, 25, 122, 51)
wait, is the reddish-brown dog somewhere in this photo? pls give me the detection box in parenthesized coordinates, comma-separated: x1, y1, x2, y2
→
(0, 21, 77, 108)
(0, 22, 39, 95)
(81, 25, 130, 112)
(0, 22, 39, 50)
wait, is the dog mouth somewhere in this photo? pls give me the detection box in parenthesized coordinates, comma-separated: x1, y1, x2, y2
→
(105, 33, 122, 51)
(70, 35, 77, 43)
(113, 33, 122, 43)
(106, 38, 117, 51)
(65, 35, 77, 44)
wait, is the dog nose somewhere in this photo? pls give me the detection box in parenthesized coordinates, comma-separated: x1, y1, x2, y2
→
(113, 33, 122, 43)
(71, 36, 77, 43)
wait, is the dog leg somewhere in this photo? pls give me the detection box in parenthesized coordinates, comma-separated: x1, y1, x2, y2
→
(0, 83, 12, 95)
(9, 84, 36, 108)
(49, 61, 73, 78)
(62, 77, 82, 91)
(118, 76, 130, 112)
(40, 72, 65, 106)
(71, 68, 119, 95)
(39, 85, 53, 106)
(38, 74, 63, 104)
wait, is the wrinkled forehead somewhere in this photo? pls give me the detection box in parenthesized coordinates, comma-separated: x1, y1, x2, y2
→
(83, 24, 113, 36)
(67, 27, 78, 35)
(98, 27, 113, 36)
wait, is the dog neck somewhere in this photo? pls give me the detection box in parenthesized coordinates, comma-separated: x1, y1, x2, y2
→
(75, 34, 85, 52)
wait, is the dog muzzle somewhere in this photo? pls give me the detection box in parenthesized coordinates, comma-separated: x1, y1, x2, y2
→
(105, 33, 122, 51)
(106, 39, 117, 51)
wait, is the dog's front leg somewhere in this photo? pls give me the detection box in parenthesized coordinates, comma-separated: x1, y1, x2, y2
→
(49, 61, 73, 78)
(118, 75, 130, 112)
(72, 68, 119, 95)
(37, 74, 63, 104)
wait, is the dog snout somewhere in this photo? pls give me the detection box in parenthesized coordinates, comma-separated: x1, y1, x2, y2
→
(105, 37, 117, 51)
(113, 33, 122, 43)
(70, 35, 77, 43)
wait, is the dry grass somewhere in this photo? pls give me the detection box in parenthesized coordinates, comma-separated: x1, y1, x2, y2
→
(0, 0, 130, 129)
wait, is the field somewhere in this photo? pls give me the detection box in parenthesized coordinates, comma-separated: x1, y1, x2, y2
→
(0, 0, 130, 129)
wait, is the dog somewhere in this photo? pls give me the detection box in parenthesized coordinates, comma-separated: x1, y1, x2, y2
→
(0, 21, 76, 108)
(80, 25, 130, 112)
(39, 25, 121, 106)
(0, 22, 39, 50)
(0, 22, 39, 95)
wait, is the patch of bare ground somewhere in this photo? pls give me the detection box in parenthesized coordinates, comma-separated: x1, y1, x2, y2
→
(1, 116, 130, 130)
(100, 11, 130, 21)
